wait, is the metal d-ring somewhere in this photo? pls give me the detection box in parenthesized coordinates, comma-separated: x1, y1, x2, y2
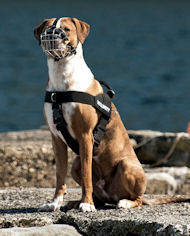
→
(51, 93, 56, 102)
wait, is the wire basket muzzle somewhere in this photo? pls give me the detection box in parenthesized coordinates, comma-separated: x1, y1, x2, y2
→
(40, 27, 69, 59)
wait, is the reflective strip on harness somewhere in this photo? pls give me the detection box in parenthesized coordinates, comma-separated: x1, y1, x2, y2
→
(44, 82, 114, 155)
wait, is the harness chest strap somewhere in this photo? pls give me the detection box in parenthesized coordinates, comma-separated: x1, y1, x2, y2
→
(44, 87, 114, 155)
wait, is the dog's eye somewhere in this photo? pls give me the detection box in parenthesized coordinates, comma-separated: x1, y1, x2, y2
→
(64, 27, 70, 32)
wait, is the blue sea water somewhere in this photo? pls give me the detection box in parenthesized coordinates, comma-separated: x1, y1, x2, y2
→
(0, 0, 190, 132)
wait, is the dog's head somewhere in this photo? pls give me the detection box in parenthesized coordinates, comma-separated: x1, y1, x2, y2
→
(34, 17, 90, 60)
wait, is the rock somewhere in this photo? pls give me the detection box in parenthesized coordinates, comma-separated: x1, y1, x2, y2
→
(128, 130, 190, 167)
(146, 173, 177, 195)
(144, 166, 190, 195)
(0, 224, 81, 236)
(129, 138, 137, 147)
(0, 188, 189, 236)
(0, 129, 78, 189)
(0, 129, 190, 195)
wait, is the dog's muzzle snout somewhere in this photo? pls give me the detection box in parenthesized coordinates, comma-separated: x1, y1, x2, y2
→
(45, 27, 68, 41)
(40, 26, 76, 61)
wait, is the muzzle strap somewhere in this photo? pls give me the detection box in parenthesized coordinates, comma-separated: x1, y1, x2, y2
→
(52, 18, 59, 27)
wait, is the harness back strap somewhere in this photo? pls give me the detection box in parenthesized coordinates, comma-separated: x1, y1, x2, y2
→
(44, 83, 114, 155)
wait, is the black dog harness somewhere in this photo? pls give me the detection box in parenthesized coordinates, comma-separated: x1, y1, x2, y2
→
(45, 81, 115, 155)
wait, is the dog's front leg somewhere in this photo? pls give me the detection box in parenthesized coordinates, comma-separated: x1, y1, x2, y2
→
(39, 134, 68, 212)
(79, 132, 96, 212)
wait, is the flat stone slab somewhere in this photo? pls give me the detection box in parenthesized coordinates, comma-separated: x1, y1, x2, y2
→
(0, 188, 190, 235)
(0, 224, 81, 236)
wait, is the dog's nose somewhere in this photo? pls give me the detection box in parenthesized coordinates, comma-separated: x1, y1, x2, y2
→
(56, 29, 68, 40)
(45, 28, 54, 35)
(45, 27, 66, 37)
(54, 28, 63, 35)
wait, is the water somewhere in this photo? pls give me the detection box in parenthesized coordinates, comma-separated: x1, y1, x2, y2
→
(0, 0, 190, 133)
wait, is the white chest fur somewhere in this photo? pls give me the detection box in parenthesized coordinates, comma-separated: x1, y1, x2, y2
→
(44, 43, 93, 144)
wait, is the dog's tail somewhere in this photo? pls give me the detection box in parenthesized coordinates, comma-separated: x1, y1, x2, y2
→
(142, 196, 190, 205)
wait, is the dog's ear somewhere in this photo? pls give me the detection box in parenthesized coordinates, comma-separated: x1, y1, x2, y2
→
(71, 18, 90, 44)
(34, 19, 48, 44)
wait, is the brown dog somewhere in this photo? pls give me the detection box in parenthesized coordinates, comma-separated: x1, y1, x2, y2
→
(34, 17, 189, 212)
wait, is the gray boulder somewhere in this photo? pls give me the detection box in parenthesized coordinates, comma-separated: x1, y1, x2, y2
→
(0, 224, 81, 236)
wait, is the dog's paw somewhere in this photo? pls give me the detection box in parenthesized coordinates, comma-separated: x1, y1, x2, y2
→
(117, 199, 132, 209)
(38, 196, 63, 212)
(38, 202, 58, 212)
(79, 203, 96, 212)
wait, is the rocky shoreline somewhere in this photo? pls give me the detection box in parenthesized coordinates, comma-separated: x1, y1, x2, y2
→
(0, 188, 190, 235)
(0, 129, 190, 235)
(0, 128, 189, 195)
(129, 130, 190, 167)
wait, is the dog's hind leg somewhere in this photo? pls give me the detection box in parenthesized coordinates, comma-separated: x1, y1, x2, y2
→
(39, 134, 68, 212)
(107, 158, 146, 209)
(117, 196, 143, 209)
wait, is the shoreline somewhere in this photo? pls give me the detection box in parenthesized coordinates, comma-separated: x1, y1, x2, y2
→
(0, 129, 190, 235)
(0, 128, 190, 195)
(0, 188, 190, 235)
